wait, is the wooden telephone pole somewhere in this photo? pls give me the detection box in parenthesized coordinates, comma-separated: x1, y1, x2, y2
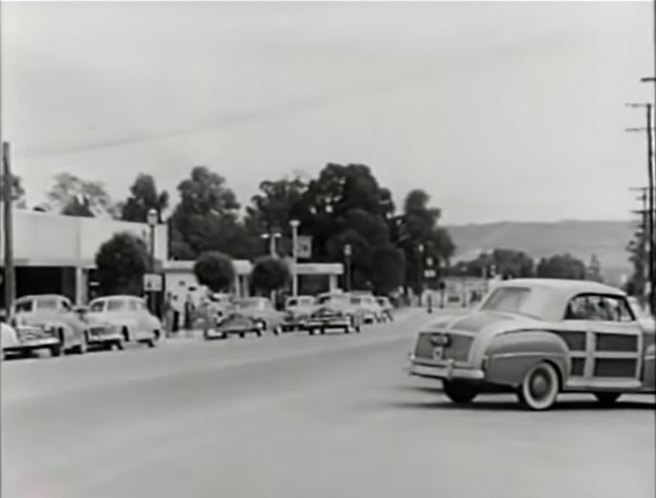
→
(2, 142, 16, 315)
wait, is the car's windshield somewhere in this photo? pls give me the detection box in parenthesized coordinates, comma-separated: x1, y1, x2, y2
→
(479, 287, 535, 315)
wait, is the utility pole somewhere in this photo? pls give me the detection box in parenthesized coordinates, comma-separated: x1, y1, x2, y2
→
(627, 104, 656, 316)
(2, 142, 16, 315)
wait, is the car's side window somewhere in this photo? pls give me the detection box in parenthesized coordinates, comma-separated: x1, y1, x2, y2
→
(60, 299, 73, 312)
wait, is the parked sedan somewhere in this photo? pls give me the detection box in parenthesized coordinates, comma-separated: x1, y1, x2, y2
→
(281, 295, 317, 332)
(302, 293, 363, 335)
(10, 294, 91, 356)
(231, 297, 287, 334)
(86, 296, 161, 349)
(2, 321, 60, 359)
(408, 279, 656, 411)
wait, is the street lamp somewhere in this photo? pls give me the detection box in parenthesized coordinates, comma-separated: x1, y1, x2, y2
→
(146, 208, 158, 314)
(344, 243, 352, 292)
(290, 219, 300, 296)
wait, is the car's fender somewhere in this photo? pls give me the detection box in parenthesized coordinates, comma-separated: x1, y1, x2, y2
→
(1, 323, 19, 349)
(483, 330, 569, 389)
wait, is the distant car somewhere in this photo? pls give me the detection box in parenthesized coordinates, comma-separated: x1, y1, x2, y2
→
(10, 294, 91, 356)
(376, 296, 394, 322)
(302, 293, 363, 335)
(408, 279, 656, 410)
(2, 321, 61, 359)
(282, 295, 317, 332)
(349, 294, 384, 324)
(233, 297, 286, 334)
(86, 296, 161, 349)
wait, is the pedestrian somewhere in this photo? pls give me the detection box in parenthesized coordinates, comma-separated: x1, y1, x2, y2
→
(184, 294, 195, 335)
(162, 292, 173, 338)
(172, 295, 181, 335)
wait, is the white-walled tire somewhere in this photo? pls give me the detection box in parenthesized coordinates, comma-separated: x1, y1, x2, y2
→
(517, 362, 560, 411)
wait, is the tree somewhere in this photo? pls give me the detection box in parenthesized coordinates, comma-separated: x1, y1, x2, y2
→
(47, 172, 116, 217)
(169, 166, 241, 259)
(0, 173, 27, 208)
(95, 232, 150, 295)
(290, 163, 402, 292)
(193, 251, 236, 292)
(459, 249, 534, 279)
(369, 245, 406, 295)
(250, 256, 291, 295)
(396, 189, 455, 294)
(536, 254, 587, 280)
(120, 173, 169, 223)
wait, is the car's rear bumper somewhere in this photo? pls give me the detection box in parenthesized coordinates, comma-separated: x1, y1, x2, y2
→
(88, 333, 122, 344)
(408, 357, 485, 381)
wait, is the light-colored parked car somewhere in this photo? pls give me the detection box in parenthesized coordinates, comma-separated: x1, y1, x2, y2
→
(302, 293, 363, 335)
(2, 320, 61, 359)
(349, 293, 384, 324)
(10, 294, 91, 356)
(408, 279, 656, 411)
(86, 296, 161, 349)
(233, 297, 286, 334)
(282, 295, 317, 332)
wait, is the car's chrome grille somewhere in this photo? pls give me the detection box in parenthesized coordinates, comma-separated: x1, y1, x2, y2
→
(17, 327, 51, 341)
(414, 332, 474, 362)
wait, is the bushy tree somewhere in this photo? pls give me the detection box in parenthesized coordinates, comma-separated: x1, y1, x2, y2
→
(536, 254, 586, 280)
(120, 173, 169, 223)
(48, 172, 116, 217)
(193, 251, 236, 292)
(169, 166, 241, 259)
(250, 257, 291, 294)
(95, 232, 150, 295)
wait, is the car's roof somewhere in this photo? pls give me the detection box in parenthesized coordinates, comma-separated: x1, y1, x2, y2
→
(495, 278, 624, 297)
(16, 294, 67, 302)
(91, 295, 142, 301)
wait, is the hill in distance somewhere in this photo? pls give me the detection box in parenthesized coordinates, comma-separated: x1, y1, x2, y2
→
(444, 220, 636, 285)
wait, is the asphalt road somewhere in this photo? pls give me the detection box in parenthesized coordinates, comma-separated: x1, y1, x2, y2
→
(2, 309, 654, 498)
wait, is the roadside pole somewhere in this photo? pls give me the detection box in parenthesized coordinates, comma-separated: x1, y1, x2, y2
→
(2, 142, 15, 315)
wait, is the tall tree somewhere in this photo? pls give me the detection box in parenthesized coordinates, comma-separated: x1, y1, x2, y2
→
(169, 166, 241, 259)
(95, 232, 149, 295)
(47, 172, 116, 217)
(120, 173, 169, 223)
(456, 249, 534, 279)
(396, 189, 455, 294)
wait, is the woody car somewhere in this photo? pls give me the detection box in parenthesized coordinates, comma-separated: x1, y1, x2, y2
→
(408, 279, 655, 410)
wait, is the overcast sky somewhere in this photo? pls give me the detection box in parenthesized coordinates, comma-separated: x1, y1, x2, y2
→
(1, 1, 653, 224)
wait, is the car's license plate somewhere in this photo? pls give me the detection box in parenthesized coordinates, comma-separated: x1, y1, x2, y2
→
(433, 347, 444, 360)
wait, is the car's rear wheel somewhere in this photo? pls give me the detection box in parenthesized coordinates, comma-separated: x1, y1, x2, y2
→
(443, 380, 479, 404)
(113, 339, 124, 350)
(517, 362, 560, 411)
(73, 332, 88, 354)
(593, 392, 621, 406)
(50, 345, 63, 357)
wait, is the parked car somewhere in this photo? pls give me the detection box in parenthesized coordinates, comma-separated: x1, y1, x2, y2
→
(302, 293, 363, 335)
(281, 295, 317, 332)
(194, 293, 235, 330)
(10, 295, 92, 356)
(85, 296, 161, 349)
(349, 293, 384, 324)
(376, 296, 394, 322)
(233, 297, 286, 334)
(1, 320, 61, 359)
(408, 279, 656, 411)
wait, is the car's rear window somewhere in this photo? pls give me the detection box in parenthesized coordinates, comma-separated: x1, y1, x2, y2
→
(36, 299, 59, 310)
(287, 299, 298, 307)
(480, 287, 533, 315)
(107, 300, 128, 311)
